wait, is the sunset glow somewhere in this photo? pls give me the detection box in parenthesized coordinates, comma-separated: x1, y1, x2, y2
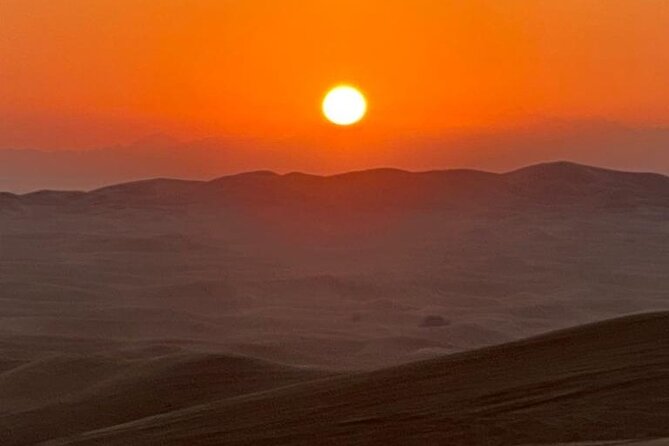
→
(1, 0, 668, 189)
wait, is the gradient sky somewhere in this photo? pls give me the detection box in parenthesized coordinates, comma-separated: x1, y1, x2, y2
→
(1, 0, 668, 182)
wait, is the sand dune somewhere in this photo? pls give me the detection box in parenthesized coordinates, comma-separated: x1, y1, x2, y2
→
(32, 311, 669, 445)
(0, 163, 667, 370)
(0, 352, 329, 445)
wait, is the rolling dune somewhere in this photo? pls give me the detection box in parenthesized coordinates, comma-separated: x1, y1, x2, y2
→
(38, 312, 669, 445)
(0, 352, 329, 445)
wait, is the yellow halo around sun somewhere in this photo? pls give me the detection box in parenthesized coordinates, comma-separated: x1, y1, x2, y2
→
(322, 85, 367, 126)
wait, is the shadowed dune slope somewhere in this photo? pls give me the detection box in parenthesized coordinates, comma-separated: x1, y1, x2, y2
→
(0, 353, 330, 446)
(44, 312, 669, 446)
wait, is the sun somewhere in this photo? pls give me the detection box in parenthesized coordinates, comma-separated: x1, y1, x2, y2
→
(322, 85, 367, 126)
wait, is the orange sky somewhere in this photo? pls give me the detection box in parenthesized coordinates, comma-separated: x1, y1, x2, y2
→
(1, 1, 668, 166)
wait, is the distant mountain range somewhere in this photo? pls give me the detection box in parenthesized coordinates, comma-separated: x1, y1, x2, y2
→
(2, 162, 667, 211)
(2, 120, 669, 193)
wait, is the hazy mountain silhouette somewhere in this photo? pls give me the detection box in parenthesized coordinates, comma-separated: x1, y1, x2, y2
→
(4, 162, 668, 210)
(2, 120, 669, 193)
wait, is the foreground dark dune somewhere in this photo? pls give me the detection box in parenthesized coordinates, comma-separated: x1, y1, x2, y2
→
(36, 311, 669, 446)
(0, 352, 330, 445)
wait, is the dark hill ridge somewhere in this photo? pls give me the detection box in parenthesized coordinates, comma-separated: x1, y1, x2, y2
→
(2, 162, 667, 209)
(41, 311, 669, 445)
(505, 162, 669, 206)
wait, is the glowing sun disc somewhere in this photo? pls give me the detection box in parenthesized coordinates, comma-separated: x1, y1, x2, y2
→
(322, 85, 367, 126)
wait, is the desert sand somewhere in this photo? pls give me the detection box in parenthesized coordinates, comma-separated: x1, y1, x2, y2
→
(32, 312, 669, 445)
(0, 162, 668, 444)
